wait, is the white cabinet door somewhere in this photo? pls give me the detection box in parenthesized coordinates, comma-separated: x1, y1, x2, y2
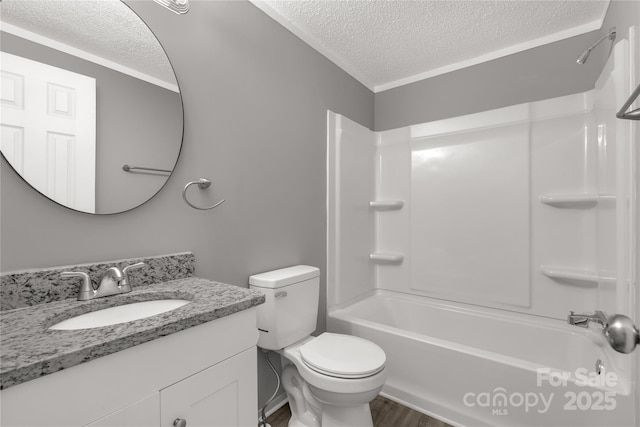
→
(83, 393, 159, 427)
(160, 348, 257, 427)
(0, 51, 96, 212)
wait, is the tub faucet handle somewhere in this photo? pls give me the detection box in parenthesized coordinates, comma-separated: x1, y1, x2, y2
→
(604, 314, 640, 354)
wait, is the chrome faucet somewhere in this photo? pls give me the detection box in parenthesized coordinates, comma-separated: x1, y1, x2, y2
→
(567, 310, 608, 329)
(61, 262, 146, 301)
(94, 267, 125, 298)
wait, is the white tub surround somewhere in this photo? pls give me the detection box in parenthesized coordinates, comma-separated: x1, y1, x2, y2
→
(327, 28, 638, 427)
(328, 88, 631, 318)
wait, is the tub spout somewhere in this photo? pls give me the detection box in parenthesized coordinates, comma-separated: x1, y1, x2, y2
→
(567, 310, 608, 328)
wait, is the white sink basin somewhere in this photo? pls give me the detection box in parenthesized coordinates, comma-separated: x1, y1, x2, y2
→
(49, 299, 191, 330)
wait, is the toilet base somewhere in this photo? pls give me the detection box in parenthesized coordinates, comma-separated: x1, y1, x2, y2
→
(282, 365, 321, 427)
(320, 404, 373, 427)
(282, 364, 378, 427)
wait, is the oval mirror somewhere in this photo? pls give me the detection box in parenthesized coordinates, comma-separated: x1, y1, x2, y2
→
(0, 0, 183, 214)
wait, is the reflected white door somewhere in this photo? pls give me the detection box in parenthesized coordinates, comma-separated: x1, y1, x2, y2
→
(0, 51, 96, 212)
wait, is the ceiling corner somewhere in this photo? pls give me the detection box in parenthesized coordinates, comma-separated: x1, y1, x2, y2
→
(249, 0, 376, 92)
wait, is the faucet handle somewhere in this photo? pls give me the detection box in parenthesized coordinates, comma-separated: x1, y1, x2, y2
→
(120, 262, 146, 292)
(61, 271, 95, 301)
(605, 314, 640, 354)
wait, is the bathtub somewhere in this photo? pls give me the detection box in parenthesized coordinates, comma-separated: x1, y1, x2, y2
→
(327, 290, 636, 427)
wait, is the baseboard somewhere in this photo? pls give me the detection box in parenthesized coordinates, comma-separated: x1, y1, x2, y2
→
(258, 392, 289, 421)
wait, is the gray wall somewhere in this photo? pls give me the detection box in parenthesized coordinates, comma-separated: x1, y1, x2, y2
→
(0, 0, 373, 409)
(374, 0, 640, 131)
(1, 31, 183, 214)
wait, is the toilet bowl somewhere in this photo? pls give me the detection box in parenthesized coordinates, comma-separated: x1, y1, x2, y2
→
(282, 334, 386, 427)
(250, 266, 387, 427)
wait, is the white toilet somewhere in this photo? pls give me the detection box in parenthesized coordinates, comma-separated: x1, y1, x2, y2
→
(249, 265, 386, 427)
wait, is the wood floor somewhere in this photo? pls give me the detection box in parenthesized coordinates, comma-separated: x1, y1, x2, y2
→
(266, 396, 452, 427)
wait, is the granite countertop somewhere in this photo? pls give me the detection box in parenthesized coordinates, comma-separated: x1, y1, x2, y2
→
(0, 277, 265, 390)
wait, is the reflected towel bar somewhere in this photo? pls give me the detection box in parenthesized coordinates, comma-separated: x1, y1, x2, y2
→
(617, 84, 640, 120)
(182, 178, 225, 210)
(122, 164, 172, 174)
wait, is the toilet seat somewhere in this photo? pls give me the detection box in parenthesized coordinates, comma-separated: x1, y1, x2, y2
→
(299, 333, 386, 379)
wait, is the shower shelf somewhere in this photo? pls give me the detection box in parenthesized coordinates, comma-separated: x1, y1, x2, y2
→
(540, 265, 616, 286)
(370, 252, 404, 263)
(539, 193, 615, 208)
(369, 200, 404, 210)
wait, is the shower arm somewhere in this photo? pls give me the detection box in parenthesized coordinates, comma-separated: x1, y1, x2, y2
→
(588, 30, 616, 51)
(576, 27, 616, 65)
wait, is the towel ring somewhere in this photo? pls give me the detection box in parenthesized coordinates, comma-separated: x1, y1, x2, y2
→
(182, 178, 225, 210)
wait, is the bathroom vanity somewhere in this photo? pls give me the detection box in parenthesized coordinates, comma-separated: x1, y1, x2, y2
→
(0, 258, 265, 427)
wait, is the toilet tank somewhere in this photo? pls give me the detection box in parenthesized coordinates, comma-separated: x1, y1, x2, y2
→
(249, 265, 320, 350)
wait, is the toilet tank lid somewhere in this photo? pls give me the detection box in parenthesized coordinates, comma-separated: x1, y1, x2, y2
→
(249, 265, 319, 288)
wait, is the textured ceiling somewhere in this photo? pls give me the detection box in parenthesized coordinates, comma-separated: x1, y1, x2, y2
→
(254, 0, 609, 92)
(0, 0, 176, 86)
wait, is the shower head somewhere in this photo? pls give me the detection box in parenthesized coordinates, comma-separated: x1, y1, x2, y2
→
(576, 49, 592, 65)
(577, 28, 616, 65)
